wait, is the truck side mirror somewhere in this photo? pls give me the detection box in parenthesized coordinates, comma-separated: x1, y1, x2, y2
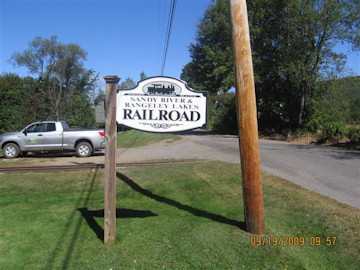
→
(23, 130, 28, 136)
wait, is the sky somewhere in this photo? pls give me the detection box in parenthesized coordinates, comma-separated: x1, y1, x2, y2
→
(1, 0, 359, 91)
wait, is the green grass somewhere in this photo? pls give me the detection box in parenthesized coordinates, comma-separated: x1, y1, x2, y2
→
(0, 162, 359, 269)
(117, 129, 180, 148)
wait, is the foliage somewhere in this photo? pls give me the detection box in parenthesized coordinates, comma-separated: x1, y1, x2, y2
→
(140, 71, 147, 81)
(0, 74, 44, 133)
(119, 72, 147, 90)
(119, 77, 136, 89)
(322, 76, 360, 125)
(181, 0, 360, 132)
(322, 122, 347, 143)
(306, 76, 359, 142)
(347, 126, 360, 143)
(306, 99, 347, 142)
(251, 0, 359, 129)
(210, 93, 238, 134)
(180, 0, 234, 94)
(0, 163, 359, 268)
(10, 36, 97, 127)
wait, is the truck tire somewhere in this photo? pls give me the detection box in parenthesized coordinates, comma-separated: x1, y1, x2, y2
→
(76, 142, 93, 157)
(3, 143, 20, 159)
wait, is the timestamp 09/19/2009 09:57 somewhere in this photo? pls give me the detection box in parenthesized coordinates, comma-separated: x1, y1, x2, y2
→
(250, 236, 338, 247)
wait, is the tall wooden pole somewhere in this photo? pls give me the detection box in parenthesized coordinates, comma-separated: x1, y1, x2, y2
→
(228, 0, 265, 234)
(104, 75, 120, 244)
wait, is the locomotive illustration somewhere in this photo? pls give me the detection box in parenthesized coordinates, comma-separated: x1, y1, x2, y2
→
(147, 83, 176, 95)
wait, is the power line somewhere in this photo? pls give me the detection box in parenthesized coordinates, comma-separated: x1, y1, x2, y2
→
(160, 0, 177, 75)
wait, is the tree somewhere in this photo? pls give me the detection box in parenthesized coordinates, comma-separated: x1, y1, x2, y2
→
(119, 77, 136, 89)
(11, 36, 98, 126)
(250, 0, 359, 128)
(0, 74, 41, 133)
(181, 0, 360, 131)
(140, 71, 147, 81)
(211, 93, 238, 134)
(315, 76, 360, 125)
(181, 0, 234, 94)
(119, 72, 147, 89)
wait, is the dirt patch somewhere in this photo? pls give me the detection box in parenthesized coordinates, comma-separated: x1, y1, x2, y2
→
(260, 133, 360, 151)
(259, 133, 317, 144)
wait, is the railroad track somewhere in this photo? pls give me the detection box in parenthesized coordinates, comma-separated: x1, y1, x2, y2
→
(0, 160, 201, 174)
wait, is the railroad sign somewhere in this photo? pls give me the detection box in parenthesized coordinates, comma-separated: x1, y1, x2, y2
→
(116, 76, 207, 132)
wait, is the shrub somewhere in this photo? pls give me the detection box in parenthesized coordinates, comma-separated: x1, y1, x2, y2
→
(347, 126, 360, 143)
(321, 121, 347, 143)
(306, 102, 347, 143)
(210, 93, 238, 134)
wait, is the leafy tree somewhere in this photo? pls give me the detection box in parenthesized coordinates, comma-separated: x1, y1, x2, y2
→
(347, 126, 360, 143)
(11, 36, 97, 126)
(305, 97, 347, 142)
(181, 0, 360, 131)
(211, 93, 238, 134)
(0, 74, 42, 133)
(181, 0, 233, 94)
(306, 76, 360, 132)
(119, 72, 147, 90)
(119, 77, 136, 89)
(337, 76, 360, 125)
(251, 0, 359, 128)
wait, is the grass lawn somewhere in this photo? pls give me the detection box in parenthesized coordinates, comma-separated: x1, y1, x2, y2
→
(117, 129, 180, 148)
(0, 161, 359, 269)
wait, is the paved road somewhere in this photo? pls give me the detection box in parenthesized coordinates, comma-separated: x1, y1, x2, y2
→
(117, 133, 360, 209)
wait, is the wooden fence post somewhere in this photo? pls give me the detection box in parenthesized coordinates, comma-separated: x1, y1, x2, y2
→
(228, 0, 265, 234)
(104, 75, 120, 244)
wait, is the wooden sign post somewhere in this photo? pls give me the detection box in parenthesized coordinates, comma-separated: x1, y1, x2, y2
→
(104, 75, 120, 244)
(228, 0, 265, 234)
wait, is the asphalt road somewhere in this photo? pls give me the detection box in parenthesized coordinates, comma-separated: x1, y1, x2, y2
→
(117, 132, 360, 209)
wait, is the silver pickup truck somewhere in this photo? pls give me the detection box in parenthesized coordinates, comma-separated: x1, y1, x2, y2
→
(0, 121, 105, 158)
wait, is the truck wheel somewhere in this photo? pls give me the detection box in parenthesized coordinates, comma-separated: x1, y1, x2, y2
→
(76, 142, 93, 157)
(3, 143, 20, 159)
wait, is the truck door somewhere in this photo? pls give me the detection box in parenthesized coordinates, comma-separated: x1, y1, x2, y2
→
(21, 123, 46, 151)
(41, 123, 63, 150)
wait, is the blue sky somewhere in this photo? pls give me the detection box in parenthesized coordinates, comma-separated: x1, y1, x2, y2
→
(1, 0, 359, 91)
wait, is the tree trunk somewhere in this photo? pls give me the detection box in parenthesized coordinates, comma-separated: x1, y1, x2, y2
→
(298, 88, 306, 127)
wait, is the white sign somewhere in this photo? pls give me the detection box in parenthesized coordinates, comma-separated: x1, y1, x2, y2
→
(117, 77, 207, 132)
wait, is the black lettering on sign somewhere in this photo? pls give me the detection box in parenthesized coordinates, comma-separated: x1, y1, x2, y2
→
(122, 109, 201, 122)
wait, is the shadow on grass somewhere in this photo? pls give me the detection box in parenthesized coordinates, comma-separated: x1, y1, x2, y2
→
(45, 168, 244, 270)
(77, 208, 157, 241)
(45, 168, 100, 270)
(116, 172, 246, 230)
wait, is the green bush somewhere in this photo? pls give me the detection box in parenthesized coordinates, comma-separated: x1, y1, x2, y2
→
(322, 121, 347, 143)
(210, 93, 238, 134)
(347, 126, 360, 143)
(306, 102, 347, 143)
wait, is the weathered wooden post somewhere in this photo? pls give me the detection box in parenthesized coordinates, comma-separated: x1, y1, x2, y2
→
(104, 75, 120, 244)
(228, 0, 265, 234)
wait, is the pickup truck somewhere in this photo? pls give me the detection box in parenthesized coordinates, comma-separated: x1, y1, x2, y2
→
(0, 121, 105, 158)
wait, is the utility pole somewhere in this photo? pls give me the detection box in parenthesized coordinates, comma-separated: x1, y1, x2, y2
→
(228, 0, 265, 234)
(104, 75, 120, 244)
